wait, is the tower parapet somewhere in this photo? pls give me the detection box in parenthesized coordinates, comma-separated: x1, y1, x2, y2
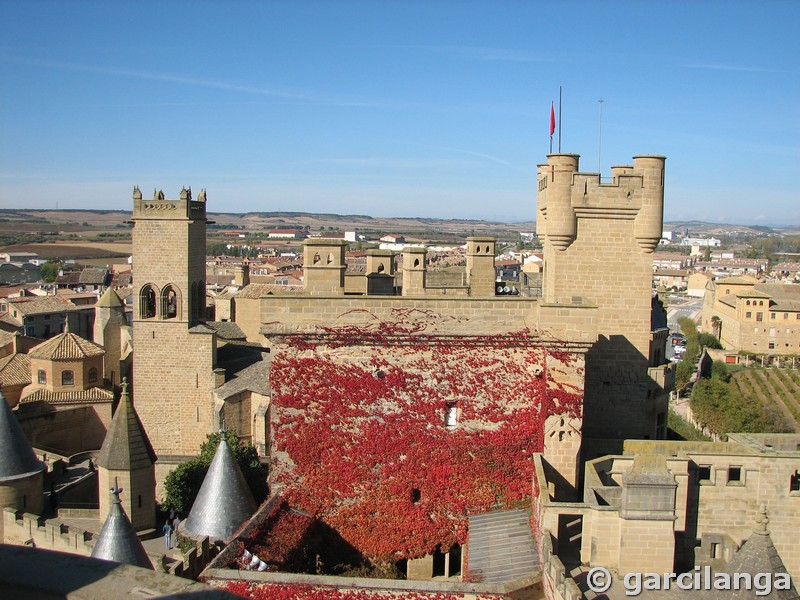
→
(131, 186, 207, 222)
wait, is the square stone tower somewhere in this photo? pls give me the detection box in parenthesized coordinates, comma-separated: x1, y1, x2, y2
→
(130, 187, 217, 460)
(537, 154, 666, 440)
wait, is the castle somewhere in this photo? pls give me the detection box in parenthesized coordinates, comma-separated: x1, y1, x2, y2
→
(3, 150, 800, 598)
(127, 153, 670, 573)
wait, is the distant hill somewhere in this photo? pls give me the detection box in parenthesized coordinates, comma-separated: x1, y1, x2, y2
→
(0, 209, 537, 239)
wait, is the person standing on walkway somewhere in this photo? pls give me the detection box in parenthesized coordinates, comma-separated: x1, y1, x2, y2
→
(162, 519, 172, 550)
(172, 514, 180, 547)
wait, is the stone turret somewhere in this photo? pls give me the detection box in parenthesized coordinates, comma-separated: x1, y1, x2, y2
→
(303, 239, 346, 295)
(465, 237, 496, 296)
(402, 247, 427, 296)
(618, 455, 677, 575)
(365, 249, 395, 295)
(0, 391, 45, 537)
(96, 380, 157, 530)
(94, 287, 127, 386)
(632, 155, 666, 253)
(233, 263, 250, 289)
(91, 482, 153, 570)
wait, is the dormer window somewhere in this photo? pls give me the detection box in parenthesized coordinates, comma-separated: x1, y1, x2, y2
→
(88, 367, 98, 384)
(62, 370, 74, 386)
(37, 369, 46, 385)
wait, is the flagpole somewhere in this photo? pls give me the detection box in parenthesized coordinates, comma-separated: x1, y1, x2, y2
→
(558, 86, 562, 153)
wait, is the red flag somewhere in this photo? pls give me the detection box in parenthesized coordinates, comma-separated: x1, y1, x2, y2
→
(550, 102, 556, 137)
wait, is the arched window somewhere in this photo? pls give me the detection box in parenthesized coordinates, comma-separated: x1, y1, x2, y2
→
(62, 370, 74, 386)
(38, 369, 46, 385)
(140, 285, 156, 319)
(313, 253, 321, 264)
(327, 253, 334, 265)
(161, 285, 178, 319)
(88, 367, 98, 384)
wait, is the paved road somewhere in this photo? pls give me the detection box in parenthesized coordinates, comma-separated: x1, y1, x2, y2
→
(666, 296, 704, 331)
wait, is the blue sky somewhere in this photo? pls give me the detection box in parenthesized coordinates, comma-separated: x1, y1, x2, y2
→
(1, 1, 798, 225)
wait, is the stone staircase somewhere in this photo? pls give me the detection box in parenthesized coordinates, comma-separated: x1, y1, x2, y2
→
(467, 509, 539, 584)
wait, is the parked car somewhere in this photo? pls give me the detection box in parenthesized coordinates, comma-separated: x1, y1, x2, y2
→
(671, 333, 687, 346)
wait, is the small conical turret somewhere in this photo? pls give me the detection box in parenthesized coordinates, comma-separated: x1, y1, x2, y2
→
(183, 432, 257, 541)
(96, 379, 157, 531)
(90, 481, 153, 569)
(0, 391, 44, 480)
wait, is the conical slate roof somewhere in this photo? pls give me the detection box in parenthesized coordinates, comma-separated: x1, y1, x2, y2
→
(183, 438, 257, 541)
(0, 391, 45, 481)
(96, 287, 124, 308)
(96, 380, 157, 470)
(91, 485, 153, 570)
(719, 506, 799, 600)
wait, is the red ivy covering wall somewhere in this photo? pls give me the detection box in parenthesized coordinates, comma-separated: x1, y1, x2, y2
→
(223, 581, 502, 600)
(269, 310, 582, 561)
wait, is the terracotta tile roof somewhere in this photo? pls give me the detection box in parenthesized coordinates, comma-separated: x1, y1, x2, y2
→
(28, 332, 105, 360)
(0, 312, 22, 327)
(0, 353, 31, 387)
(772, 262, 800, 272)
(79, 268, 109, 285)
(54, 271, 81, 286)
(0, 330, 16, 347)
(19, 387, 114, 405)
(234, 283, 305, 299)
(7, 295, 80, 316)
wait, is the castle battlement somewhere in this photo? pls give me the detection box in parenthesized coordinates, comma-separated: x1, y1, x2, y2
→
(537, 153, 665, 253)
(131, 186, 207, 221)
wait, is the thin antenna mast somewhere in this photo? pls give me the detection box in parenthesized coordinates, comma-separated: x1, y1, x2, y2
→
(558, 86, 563, 153)
(598, 98, 604, 175)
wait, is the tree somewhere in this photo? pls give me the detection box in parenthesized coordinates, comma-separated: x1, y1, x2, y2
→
(162, 429, 267, 513)
(40, 261, 59, 283)
(711, 315, 722, 340)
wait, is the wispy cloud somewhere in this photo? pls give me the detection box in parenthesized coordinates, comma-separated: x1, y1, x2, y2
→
(308, 157, 463, 169)
(3, 56, 423, 109)
(8, 56, 320, 99)
(406, 45, 548, 63)
(685, 63, 767, 73)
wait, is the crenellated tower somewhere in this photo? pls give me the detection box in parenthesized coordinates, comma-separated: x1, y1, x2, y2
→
(537, 154, 666, 441)
(130, 187, 217, 468)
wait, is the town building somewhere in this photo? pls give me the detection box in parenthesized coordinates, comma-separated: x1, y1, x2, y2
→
(701, 275, 800, 356)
